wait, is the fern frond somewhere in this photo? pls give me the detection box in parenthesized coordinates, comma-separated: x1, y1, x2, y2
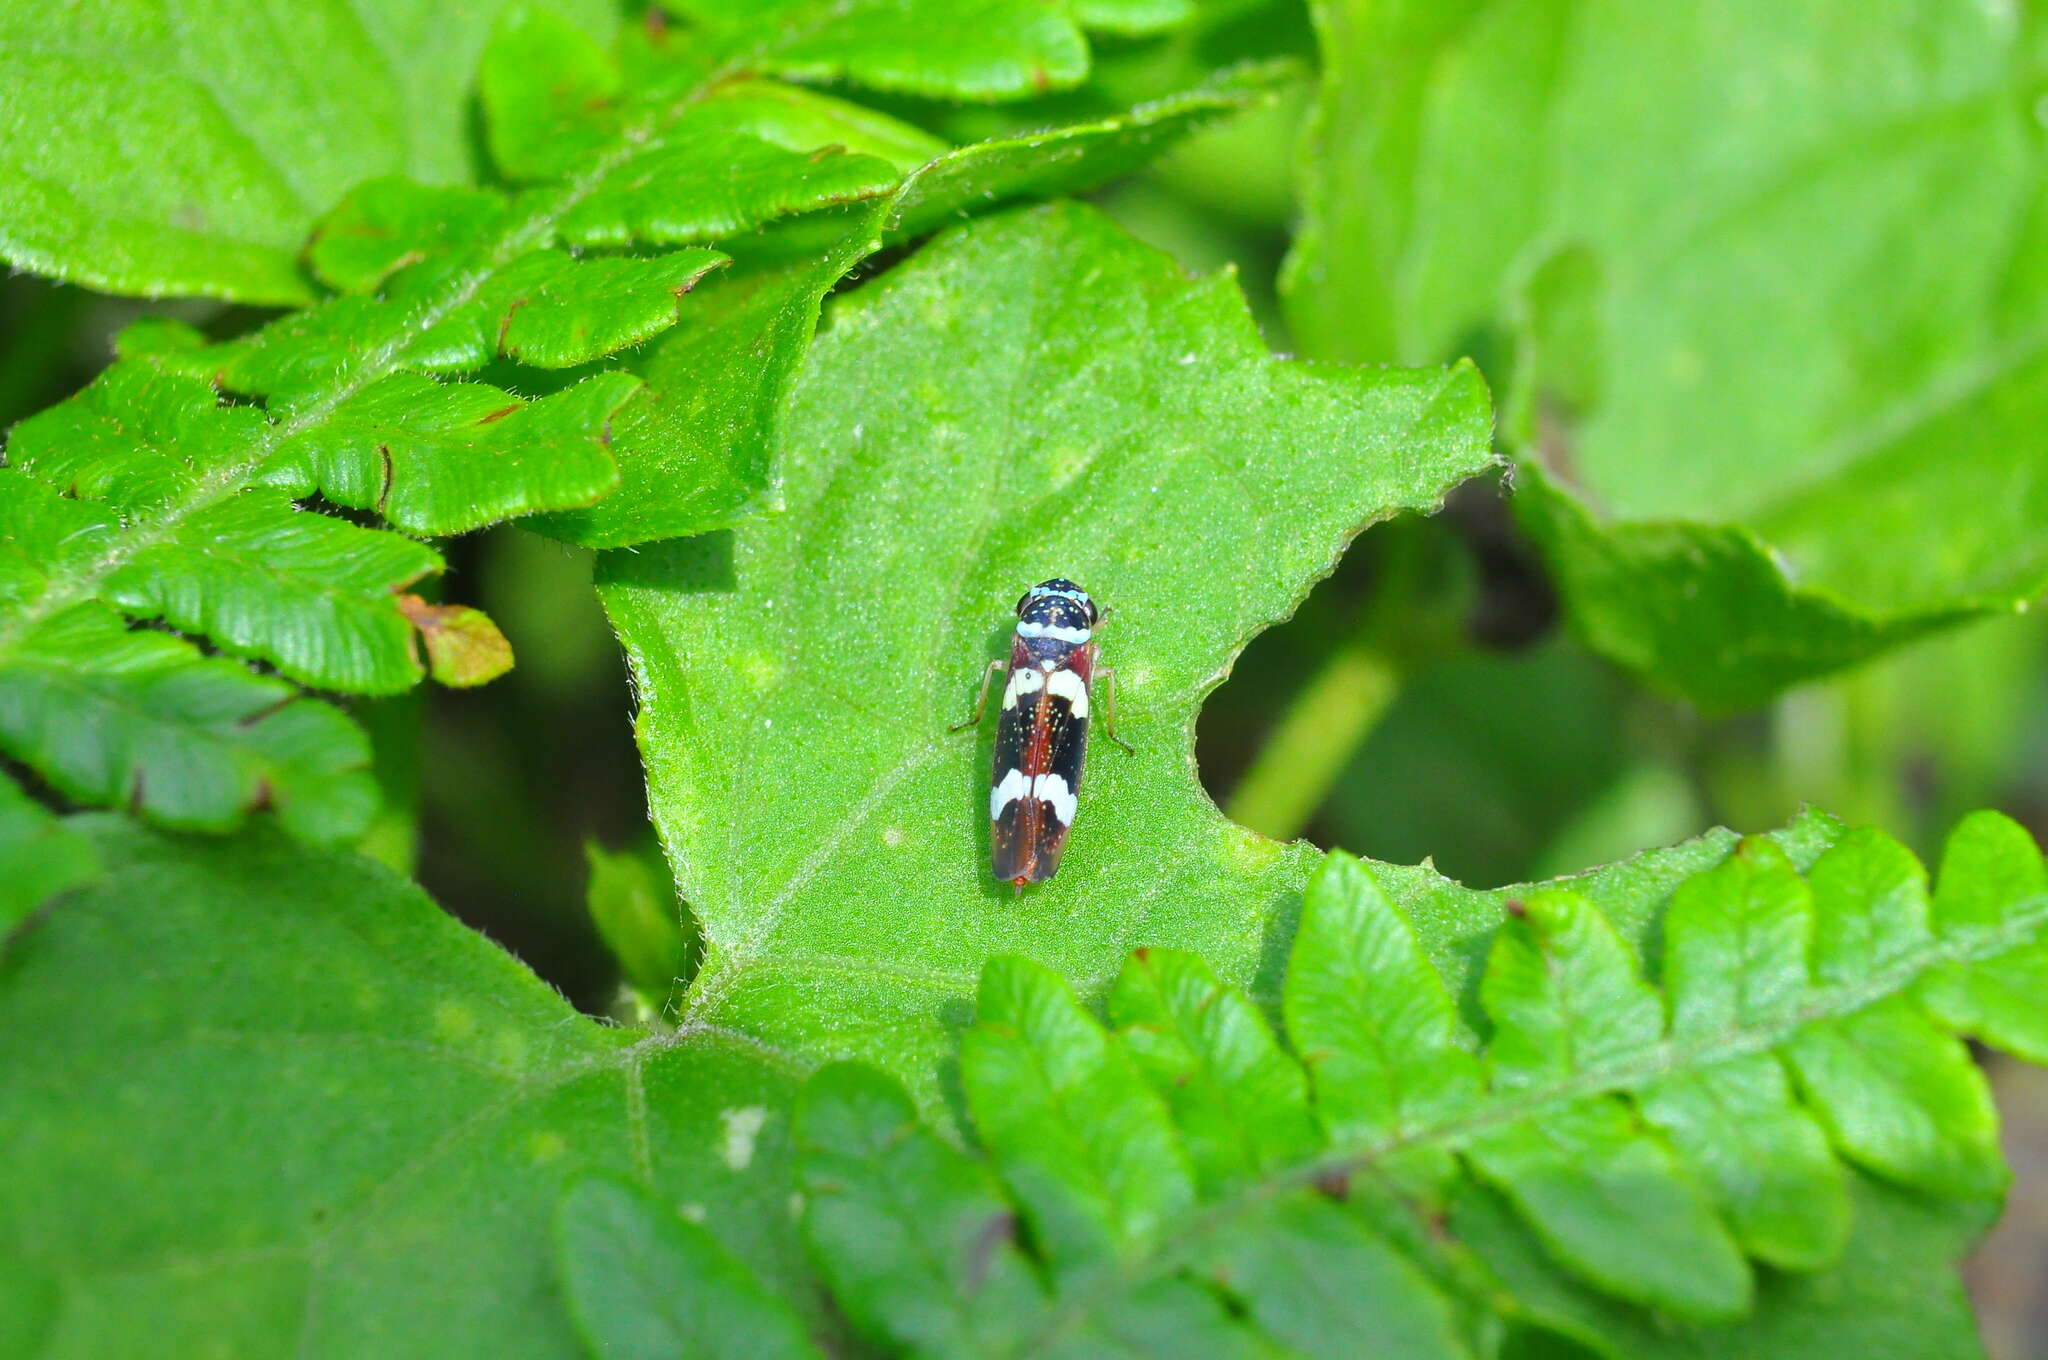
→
(1, 4, 1268, 843)
(793, 811, 2048, 1356)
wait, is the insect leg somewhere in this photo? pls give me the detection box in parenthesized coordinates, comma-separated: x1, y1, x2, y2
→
(1097, 667, 1136, 755)
(949, 660, 1008, 732)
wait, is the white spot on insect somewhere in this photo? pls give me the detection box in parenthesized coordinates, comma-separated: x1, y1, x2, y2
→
(991, 768, 1031, 819)
(720, 1106, 768, 1170)
(1032, 772, 1077, 826)
(1003, 667, 1045, 710)
(1045, 667, 1088, 717)
(1016, 620, 1091, 643)
(678, 1202, 707, 1223)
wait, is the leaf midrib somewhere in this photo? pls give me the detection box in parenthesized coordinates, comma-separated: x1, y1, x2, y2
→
(1017, 892, 2048, 1354)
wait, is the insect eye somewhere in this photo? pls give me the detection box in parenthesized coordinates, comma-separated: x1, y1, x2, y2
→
(1086, 599, 1101, 625)
(1014, 592, 1033, 617)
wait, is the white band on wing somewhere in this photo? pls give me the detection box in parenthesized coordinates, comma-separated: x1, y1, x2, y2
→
(991, 767, 1032, 819)
(1032, 772, 1078, 826)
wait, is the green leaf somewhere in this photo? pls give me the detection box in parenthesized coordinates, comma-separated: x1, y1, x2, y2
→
(962, 955, 1195, 1272)
(4, 5, 1283, 841)
(0, 774, 98, 932)
(1288, 0, 2048, 706)
(0, 0, 620, 301)
(104, 492, 441, 694)
(1466, 890, 1749, 1321)
(1210, 1196, 1471, 1360)
(1784, 998, 2005, 1201)
(796, 1062, 1047, 1354)
(666, 0, 1093, 101)
(1918, 811, 2048, 1061)
(597, 200, 1493, 1086)
(0, 603, 375, 842)
(535, 62, 1294, 548)
(1807, 826, 1933, 984)
(0, 819, 807, 1357)
(583, 839, 691, 1005)
(275, 373, 640, 538)
(1282, 850, 1481, 1187)
(1109, 947, 1321, 1193)
(794, 806, 2048, 1354)
(1638, 840, 1847, 1270)
(555, 1175, 822, 1360)
(13, 803, 2048, 1353)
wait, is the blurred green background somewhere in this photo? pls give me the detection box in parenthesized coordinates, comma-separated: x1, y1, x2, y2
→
(4, 1, 2047, 1347)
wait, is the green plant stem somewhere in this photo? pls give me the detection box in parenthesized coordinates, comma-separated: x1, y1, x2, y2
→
(1224, 521, 1439, 841)
(1225, 640, 1399, 840)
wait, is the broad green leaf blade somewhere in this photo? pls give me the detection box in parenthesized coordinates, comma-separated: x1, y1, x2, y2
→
(0, 774, 98, 932)
(0, 604, 375, 843)
(1109, 947, 1321, 1192)
(598, 202, 1493, 1084)
(556, 1176, 821, 1360)
(1213, 1195, 1471, 1360)
(1508, 466, 1975, 709)
(961, 955, 1195, 1273)
(1288, 0, 2048, 706)
(0, 5, 1293, 839)
(1282, 851, 1481, 1183)
(0, 0, 620, 301)
(796, 1062, 1046, 1355)
(0, 819, 809, 1357)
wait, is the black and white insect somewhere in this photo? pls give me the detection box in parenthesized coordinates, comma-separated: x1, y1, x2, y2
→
(952, 579, 1131, 889)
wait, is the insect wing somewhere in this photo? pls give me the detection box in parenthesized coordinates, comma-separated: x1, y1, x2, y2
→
(990, 641, 1094, 883)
